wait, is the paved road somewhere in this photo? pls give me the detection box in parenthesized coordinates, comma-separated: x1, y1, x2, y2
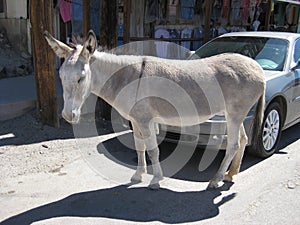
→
(0, 112, 299, 225)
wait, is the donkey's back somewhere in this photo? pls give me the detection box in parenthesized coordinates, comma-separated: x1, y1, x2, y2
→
(131, 53, 265, 127)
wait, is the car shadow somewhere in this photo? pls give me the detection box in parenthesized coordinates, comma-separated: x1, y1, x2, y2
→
(1, 183, 236, 225)
(98, 122, 300, 183)
(277, 123, 300, 151)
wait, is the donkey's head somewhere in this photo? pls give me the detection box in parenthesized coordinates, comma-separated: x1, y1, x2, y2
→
(44, 30, 97, 124)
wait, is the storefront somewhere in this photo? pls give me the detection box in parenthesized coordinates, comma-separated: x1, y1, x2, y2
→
(57, 0, 300, 51)
(125, 0, 300, 47)
(29, 0, 300, 126)
(270, 0, 300, 32)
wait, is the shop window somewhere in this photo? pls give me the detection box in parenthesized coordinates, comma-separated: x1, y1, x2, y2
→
(0, 0, 5, 13)
(0, 0, 6, 19)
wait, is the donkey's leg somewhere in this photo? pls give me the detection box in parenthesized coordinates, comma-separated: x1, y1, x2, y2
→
(131, 123, 147, 183)
(224, 124, 248, 182)
(139, 121, 163, 190)
(208, 118, 243, 189)
(146, 142, 163, 189)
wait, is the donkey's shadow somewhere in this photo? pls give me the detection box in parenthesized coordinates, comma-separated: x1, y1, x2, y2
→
(1, 183, 235, 225)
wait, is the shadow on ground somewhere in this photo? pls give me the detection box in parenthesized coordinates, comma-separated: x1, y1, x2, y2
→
(98, 123, 300, 183)
(1, 111, 299, 224)
(1, 182, 235, 225)
(0, 110, 113, 146)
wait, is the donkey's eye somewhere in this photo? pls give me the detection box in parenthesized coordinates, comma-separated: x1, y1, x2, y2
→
(78, 76, 85, 84)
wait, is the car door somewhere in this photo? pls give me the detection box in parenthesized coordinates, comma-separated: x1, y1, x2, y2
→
(286, 38, 300, 125)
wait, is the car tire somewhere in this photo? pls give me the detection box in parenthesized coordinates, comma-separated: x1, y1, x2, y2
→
(250, 102, 283, 158)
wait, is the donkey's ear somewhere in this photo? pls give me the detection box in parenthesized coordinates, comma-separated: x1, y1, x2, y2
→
(44, 31, 73, 58)
(81, 30, 97, 59)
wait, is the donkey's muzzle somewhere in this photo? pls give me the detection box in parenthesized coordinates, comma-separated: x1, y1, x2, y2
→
(62, 110, 80, 124)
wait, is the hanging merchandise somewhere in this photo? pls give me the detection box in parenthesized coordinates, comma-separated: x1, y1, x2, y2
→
(145, 0, 159, 23)
(117, 0, 123, 46)
(155, 28, 170, 58)
(249, 0, 258, 23)
(167, 28, 181, 58)
(211, 28, 218, 38)
(160, 0, 168, 22)
(168, 28, 180, 44)
(193, 26, 204, 50)
(231, 0, 242, 25)
(221, 0, 230, 19)
(181, 27, 192, 49)
(59, 0, 71, 23)
(180, 0, 195, 20)
(118, 25, 124, 46)
(253, 19, 260, 31)
(72, 0, 83, 35)
(168, 0, 180, 23)
(212, 0, 222, 23)
(241, 0, 250, 24)
(130, 0, 144, 37)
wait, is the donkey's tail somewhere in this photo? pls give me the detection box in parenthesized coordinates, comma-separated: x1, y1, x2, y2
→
(252, 92, 265, 149)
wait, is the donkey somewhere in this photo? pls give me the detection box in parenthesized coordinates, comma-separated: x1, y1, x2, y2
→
(44, 30, 265, 189)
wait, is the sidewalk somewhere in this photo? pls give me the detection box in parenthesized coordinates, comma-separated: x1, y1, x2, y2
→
(0, 74, 63, 121)
(0, 75, 36, 121)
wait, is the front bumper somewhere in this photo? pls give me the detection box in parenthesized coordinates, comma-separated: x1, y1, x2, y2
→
(157, 115, 254, 149)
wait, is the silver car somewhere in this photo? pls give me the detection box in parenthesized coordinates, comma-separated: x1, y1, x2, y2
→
(159, 32, 300, 158)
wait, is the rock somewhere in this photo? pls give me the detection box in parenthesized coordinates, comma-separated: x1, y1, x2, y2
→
(287, 180, 296, 189)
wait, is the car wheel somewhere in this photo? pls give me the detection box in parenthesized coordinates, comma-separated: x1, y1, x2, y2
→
(250, 102, 283, 158)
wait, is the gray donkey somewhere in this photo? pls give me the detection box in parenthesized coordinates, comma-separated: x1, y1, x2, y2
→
(44, 30, 265, 189)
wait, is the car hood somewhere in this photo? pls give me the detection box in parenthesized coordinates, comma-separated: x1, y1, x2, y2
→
(264, 70, 287, 81)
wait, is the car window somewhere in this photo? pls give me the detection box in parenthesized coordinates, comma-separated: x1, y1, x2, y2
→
(293, 38, 300, 62)
(190, 36, 288, 71)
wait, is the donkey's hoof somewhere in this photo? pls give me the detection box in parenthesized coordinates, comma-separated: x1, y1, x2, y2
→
(207, 180, 220, 190)
(130, 174, 142, 184)
(224, 173, 233, 182)
(148, 183, 160, 190)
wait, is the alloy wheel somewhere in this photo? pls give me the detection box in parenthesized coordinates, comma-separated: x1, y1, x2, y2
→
(262, 109, 280, 151)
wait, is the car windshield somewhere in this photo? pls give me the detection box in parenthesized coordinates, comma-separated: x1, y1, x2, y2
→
(190, 36, 289, 71)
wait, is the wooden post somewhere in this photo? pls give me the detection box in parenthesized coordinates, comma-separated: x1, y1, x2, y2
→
(100, 0, 118, 49)
(98, 0, 118, 120)
(82, 0, 90, 36)
(30, 0, 59, 127)
(204, 0, 212, 43)
(123, 0, 131, 44)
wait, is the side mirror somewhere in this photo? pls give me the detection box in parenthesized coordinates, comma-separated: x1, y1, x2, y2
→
(187, 51, 196, 60)
(291, 59, 300, 71)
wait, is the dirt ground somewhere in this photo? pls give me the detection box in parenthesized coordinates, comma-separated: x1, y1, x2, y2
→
(0, 110, 78, 179)
(1, 110, 300, 224)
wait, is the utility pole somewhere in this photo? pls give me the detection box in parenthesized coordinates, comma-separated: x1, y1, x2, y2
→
(100, 0, 118, 49)
(82, 0, 91, 35)
(30, 0, 59, 127)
